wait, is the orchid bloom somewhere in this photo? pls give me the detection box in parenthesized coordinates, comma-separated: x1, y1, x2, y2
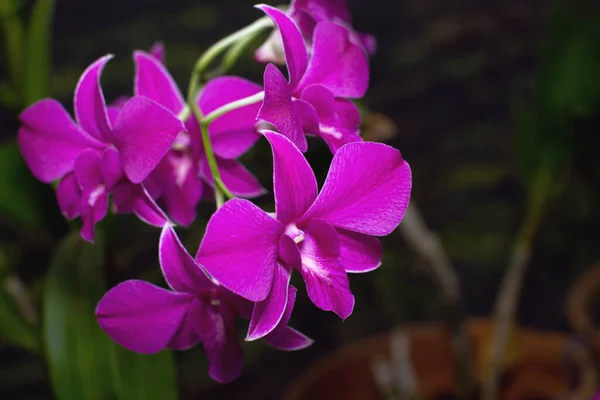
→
(196, 131, 411, 340)
(18, 55, 184, 241)
(255, 0, 376, 64)
(96, 224, 311, 383)
(133, 51, 265, 226)
(256, 5, 368, 154)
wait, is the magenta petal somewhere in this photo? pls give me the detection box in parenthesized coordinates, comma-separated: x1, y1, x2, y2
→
(74, 149, 103, 191)
(246, 263, 292, 341)
(302, 142, 412, 236)
(258, 64, 308, 152)
(80, 190, 108, 243)
(264, 286, 313, 350)
(96, 279, 194, 354)
(338, 229, 382, 273)
(298, 219, 354, 319)
(112, 96, 184, 184)
(112, 182, 170, 227)
(200, 157, 265, 198)
(200, 302, 244, 383)
(196, 199, 284, 302)
(149, 41, 165, 64)
(292, 98, 320, 135)
(159, 224, 215, 293)
(74, 55, 113, 140)
(198, 76, 262, 159)
(297, 22, 369, 98)
(101, 148, 123, 189)
(134, 51, 185, 115)
(257, 4, 308, 89)
(56, 173, 81, 219)
(167, 297, 204, 351)
(278, 234, 302, 269)
(293, 0, 352, 23)
(263, 131, 317, 225)
(18, 99, 103, 183)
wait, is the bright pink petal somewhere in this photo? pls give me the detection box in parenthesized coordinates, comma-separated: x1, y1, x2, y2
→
(56, 173, 81, 219)
(292, 98, 320, 136)
(257, 64, 308, 152)
(134, 51, 185, 115)
(196, 199, 284, 302)
(74, 149, 103, 191)
(149, 41, 165, 64)
(296, 22, 369, 98)
(298, 219, 354, 319)
(159, 224, 215, 293)
(80, 190, 108, 243)
(263, 131, 317, 225)
(167, 298, 204, 351)
(112, 182, 170, 227)
(278, 234, 302, 268)
(96, 279, 194, 354)
(74, 55, 113, 140)
(200, 302, 244, 383)
(18, 99, 103, 182)
(292, 0, 351, 23)
(112, 96, 184, 184)
(101, 148, 123, 189)
(198, 76, 262, 159)
(264, 286, 313, 350)
(75, 149, 109, 243)
(301, 142, 412, 236)
(338, 229, 382, 273)
(200, 157, 265, 198)
(257, 4, 308, 89)
(246, 263, 292, 341)
(301, 88, 362, 153)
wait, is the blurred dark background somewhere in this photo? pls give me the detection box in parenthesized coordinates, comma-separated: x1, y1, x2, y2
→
(1, 0, 600, 399)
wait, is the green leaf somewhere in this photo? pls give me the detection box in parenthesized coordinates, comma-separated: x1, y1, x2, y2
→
(43, 232, 114, 400)
(110, 345, 178, 400)
(0, 0, 25, 96)
(0, 141, 49, 229)
(23, 0, 55, 104)
(43, 232, 180, 400)
(0, 278, 39, 352)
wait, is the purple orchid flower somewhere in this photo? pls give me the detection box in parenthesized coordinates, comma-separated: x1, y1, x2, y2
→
(133, 51, 265, 226)
(255, 0, 376, 64)
(256, 5, 368, 154)
(195, 131, 411, 340)
(96, 224, 311, 383)
(18, 55, 185, 242)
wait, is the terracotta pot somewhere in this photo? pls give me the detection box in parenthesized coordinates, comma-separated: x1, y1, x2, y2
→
(284, 318, 571, 400)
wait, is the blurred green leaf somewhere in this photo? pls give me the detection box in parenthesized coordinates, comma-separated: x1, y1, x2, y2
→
(23, 0, 55, 104)
(0, 2, 24, 99)
(110, 345, 178, 400)
(44, 232, 179, 400)
(537, 1, 600, 113)
(0, 141, 48, 229)
(0, 276, 39, 352)
(43, 232, 114, 400)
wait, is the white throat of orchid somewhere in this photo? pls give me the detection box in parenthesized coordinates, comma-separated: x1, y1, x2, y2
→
(88, 185, 106, 207)
(285, 223, 305, 244)
(320, 125, 343, 140)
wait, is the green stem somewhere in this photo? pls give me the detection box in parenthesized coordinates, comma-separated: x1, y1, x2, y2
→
(191, 103, 234, 201)
(184, 16, 273, 206)
(202, 91, 264, 125)
(186, 16, 272, 101)
(481, 164, 554, 400)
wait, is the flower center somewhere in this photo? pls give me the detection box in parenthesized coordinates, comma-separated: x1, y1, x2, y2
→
(285, 223, 305, 244)
(320, 124, 343, 140)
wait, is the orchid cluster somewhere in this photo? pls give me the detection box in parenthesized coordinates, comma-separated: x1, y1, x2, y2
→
(17, 0, 412, 383)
